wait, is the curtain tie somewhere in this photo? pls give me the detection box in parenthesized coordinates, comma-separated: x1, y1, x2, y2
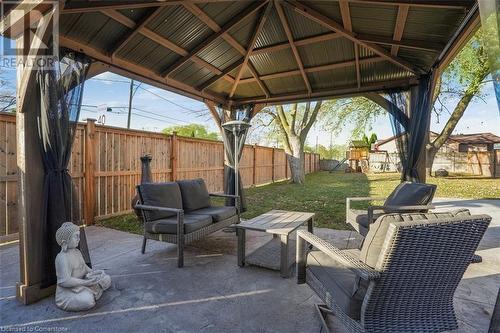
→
(48, 168, 69, 174)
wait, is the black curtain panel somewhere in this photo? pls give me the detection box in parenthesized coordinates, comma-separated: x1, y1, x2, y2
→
(36, 47, 91, 287)
(404, 74, 433, 182)
(387, 74, 433, 183)
(221, 105, 254, 212)
(387, 90, 410, 177)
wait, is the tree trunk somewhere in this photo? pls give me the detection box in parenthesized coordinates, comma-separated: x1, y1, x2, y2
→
(426, 145, 438, 176)
(286, 138, 305, 184)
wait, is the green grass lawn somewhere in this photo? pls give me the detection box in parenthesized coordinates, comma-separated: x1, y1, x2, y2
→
(97, 171, 500, 233)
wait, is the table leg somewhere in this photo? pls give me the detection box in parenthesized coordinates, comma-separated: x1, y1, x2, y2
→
(280, 234, 290, 278)
(237, 229, 245, 267)
(308, 217, 314, 249)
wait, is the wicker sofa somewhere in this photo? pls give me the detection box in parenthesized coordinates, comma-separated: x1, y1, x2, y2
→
(297, 209, 491, 333)
(136, 178, 239, 267)
(346, 181, 437, 237)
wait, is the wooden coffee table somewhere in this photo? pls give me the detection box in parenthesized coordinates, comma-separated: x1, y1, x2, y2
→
(234, 210, 315, 278)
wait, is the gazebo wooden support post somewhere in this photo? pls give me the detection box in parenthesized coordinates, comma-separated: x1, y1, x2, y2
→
(15, 9, 54, 304)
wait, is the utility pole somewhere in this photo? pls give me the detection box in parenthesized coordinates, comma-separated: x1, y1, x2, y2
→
(127, 79, 134, 129)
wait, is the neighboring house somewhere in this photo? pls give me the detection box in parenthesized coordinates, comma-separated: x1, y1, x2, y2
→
(373, 132, 500, 154)
(371, 132, 500, 177)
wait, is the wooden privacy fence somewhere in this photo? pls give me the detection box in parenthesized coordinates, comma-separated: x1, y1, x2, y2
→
(0, 113, 320, 239)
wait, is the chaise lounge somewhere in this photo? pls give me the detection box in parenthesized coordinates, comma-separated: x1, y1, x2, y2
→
(297, 209, 491, 332)
(136, 178, 239, 267)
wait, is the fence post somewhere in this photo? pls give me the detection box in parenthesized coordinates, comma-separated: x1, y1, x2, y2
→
(271, 148, 275, 182)
(171, 131, 178, 181)
(285, 153, 288, 179)
(253, 144, 257, 186)
(84, 119, 96, 226)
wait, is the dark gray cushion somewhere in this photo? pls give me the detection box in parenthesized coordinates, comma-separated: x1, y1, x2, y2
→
(145, 214, 212, 234)
(307, 251, 365, 320)
(138, 182, 183, 221)
(177, 178, 211, 211)
(188, 206, 237, 222)
(352, 210, 383, 237)
(360, 209, 471, 268)
(384, 181, 436, 208)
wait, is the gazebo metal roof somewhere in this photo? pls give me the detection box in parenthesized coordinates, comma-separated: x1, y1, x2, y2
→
(38, 0, 479, 108)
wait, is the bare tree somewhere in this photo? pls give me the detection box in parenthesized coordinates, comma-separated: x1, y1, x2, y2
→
(263, 102, 322, 184)
(426, 30, 490, 175)
(0, 70, 16, 113)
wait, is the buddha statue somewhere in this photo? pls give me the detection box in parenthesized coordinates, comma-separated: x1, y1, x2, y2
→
(55, 222, 111, 311)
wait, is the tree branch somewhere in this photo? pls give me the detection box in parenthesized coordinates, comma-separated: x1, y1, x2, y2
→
(300, 101, 322, 142)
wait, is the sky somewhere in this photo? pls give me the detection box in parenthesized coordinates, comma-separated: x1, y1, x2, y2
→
(1, 55, 499, 148)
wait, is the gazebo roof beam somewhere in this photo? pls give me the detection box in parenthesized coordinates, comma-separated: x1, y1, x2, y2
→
(275, 0, 312, 94)
(61, 0, 255, 14)
(229, 1, 273, 98)
(339, 0, 360, 89)
(101, 9, 234, 84)
(111, 7, 164, 59)
(60, 0, 469, 14)
(285, 0, 423, 75)
(233, 77, 418, 105)
(239, 56, 384, 84)
(252, 32, 441, 55)
(198, 59, 245, 91)
(161, 0, 268, 78)
(59, 35, 225, 104)
(391, 5, 410, 56)
(183, 2, 269, 97)
(324, 0, 469, 9)
(357, 34, 443, 52)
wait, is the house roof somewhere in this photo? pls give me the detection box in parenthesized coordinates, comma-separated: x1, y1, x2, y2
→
(2, 0, 480, 108)
(375, 131, 500, 148)
(450, 133, 500, 144)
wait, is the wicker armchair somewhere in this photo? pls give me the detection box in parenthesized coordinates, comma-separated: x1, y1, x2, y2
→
(297, 210, 491, 333)
(346, 181, 437, 237)
(136, 179, 239, 267)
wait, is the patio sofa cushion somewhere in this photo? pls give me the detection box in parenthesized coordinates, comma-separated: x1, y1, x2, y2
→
(307, 250, 365, 320)
(384, 181, 436, 209)
(145, 214, 212, 234)
(138, 182, 183, 221)
(188, 206, 237, 222)
(360, 209, 471, 268)
(177, 178, 211, 211)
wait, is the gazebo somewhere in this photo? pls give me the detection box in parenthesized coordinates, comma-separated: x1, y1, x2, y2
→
(0, 0, 493, 306)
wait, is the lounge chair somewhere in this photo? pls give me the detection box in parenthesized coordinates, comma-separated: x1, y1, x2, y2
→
(346, 181, 437, 237)
(297, 209, 491, 333)
(136, 178, 239, 267)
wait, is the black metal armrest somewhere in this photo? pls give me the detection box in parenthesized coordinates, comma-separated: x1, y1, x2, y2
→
(209, 193, 240, 199)
(367, 204, 435, 222)
(296, 230, 380, 282)
(209, 193, 241, 214)
(136, 204, 184, 236)
(346, 197, 386, 225)
(135, 204, 183, 214)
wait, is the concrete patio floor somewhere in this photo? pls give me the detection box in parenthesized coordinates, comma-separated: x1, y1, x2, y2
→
(0, 198, 498, 333)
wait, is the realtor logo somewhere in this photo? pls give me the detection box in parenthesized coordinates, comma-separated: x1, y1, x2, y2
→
(1, 1, 59, 70)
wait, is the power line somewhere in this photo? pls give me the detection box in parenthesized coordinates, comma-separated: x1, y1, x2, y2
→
(89, 76, 209, 114)
(80, 104, 183, 126)
(81, 103, 191, 124)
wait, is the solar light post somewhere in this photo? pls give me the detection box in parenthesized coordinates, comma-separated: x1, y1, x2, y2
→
(222, 120, 251, 211)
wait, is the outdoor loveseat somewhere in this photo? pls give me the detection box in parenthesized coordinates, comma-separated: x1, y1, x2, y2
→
(297, 209, 491, 333)
(136, 178, 239, 267)
(346, 181, 437, 237)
